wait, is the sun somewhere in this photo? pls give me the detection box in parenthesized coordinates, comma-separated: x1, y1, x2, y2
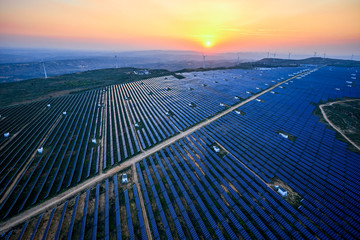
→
(205, 41, 212, 47)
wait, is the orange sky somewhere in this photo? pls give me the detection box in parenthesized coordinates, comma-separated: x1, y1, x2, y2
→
(0, 0, 359, 55)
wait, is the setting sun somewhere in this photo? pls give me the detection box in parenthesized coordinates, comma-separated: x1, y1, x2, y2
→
(205, 41, 212, 47)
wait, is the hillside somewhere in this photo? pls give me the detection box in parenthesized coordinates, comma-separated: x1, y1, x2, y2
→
(0, 68, 170, 107)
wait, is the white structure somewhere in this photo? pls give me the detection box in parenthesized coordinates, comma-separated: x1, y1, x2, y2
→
(202, 54, 206, 68)
(220, 103, 225, 107)
(213, 146, 220, 153)
(135, 122, 140, 128)
(270, 91, 276, 94)
(47, 104, 51, 107)
(346, 81, 353, 84)
(4, 132, 10, 138)
(63, 111, 67, 115)
(279, 133, 289, 139)
(122, 174, 128, 183)
(235, 110, 242, 115)
(335, 88, 341, 91)
(234, 96, 240, 100)
(256, 99, 262, 102)
(98, 104, 101, 107)
(92, 138, 97, 144)
(278, 187, 287, 197)
(37, 147, 43, 154)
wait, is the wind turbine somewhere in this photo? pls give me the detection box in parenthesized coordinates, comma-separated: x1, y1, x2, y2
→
(323, 53, 326, 59)
(351, 54, 354, 60)
(288, 52, 291, 59)
(202, 54, 206, 68)
(42, 61, 48, 79)
(267, 52, 270, 58)
(115, 55, 118, 68)
(237, 53, 240, 65)
(314, 51, 317, 57)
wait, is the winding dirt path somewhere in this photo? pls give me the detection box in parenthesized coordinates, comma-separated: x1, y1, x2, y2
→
(0, 68, 317, 233)
(319, 99, 360, 151)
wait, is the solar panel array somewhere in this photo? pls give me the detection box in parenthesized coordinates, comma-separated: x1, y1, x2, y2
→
(1, 66, 360, 239)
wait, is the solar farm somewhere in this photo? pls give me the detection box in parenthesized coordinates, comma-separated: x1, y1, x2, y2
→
(0, 65, 359, 239)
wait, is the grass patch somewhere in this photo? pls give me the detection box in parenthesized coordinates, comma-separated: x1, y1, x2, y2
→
(313, 98, 360, 154)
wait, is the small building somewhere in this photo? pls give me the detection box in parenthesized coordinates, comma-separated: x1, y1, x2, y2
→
(246, 91, 251, 94)
(98, 104, 101, 107)
(134, 122, 140, 128)
(256, 99, 262, 102)
(122, 174, 128, 184)
(47, 104, 51, 107)
(92, 138, 97, 144)
(234, 96, 240, 100)
(220, 103, 225, 107)
(235, 110, 241, 115)
(278, 187, 287, 197)
(4, 132, 10, 138)
(63, 111, 67, 115)
(279, 133, 288, 139)
(270, 91, 276, 94)
(335, 88, 341, 91)
(37, 147, 43, 154)
(213, 145, 220, 153)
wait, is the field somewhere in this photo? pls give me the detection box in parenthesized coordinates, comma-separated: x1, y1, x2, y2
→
(0, 65, 360, 239)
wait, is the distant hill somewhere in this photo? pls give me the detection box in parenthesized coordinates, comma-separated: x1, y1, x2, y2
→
(254, 57, 360, 67)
